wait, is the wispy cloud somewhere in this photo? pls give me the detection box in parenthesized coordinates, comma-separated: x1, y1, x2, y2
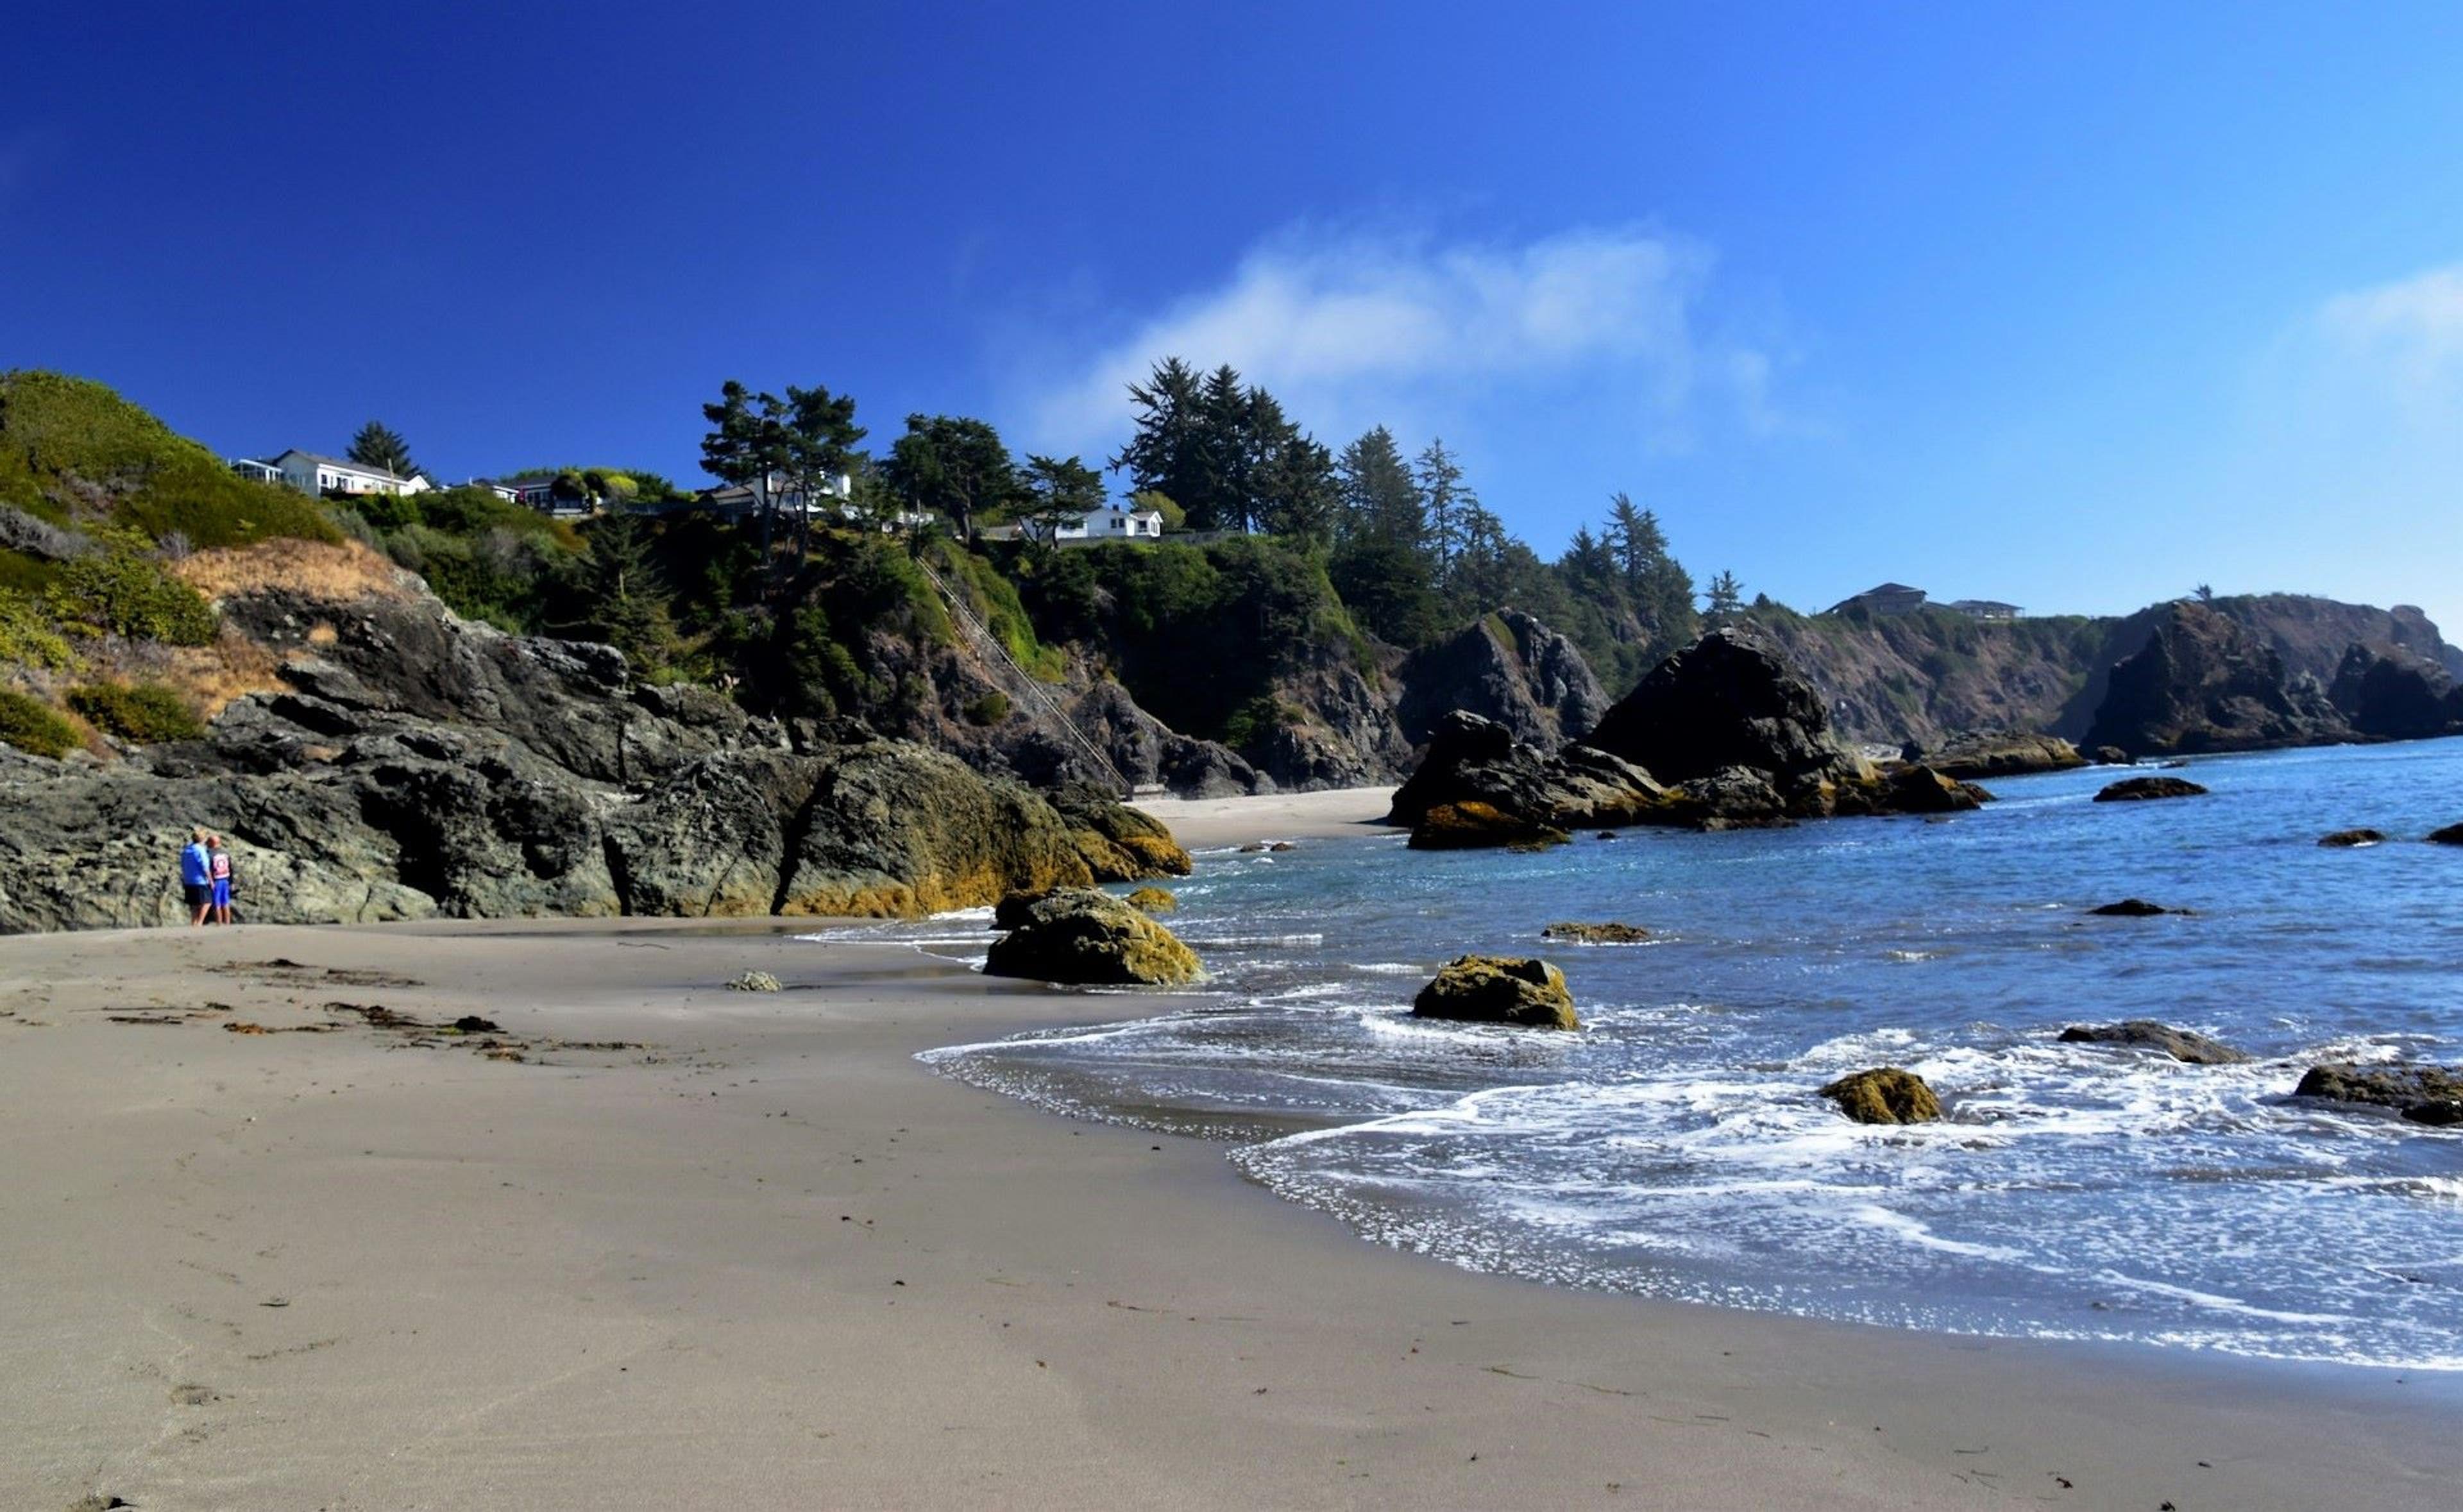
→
(2315, 262, 2463, 422)
(1020, 223, 1782, 461)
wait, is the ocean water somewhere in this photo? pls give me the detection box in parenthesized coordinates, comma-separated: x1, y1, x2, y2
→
(884, 739, 2463, 1370)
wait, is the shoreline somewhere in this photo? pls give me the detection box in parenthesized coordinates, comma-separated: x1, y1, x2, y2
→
(1135, 784, 1399, 850)
(4, 915, 2458, 1508)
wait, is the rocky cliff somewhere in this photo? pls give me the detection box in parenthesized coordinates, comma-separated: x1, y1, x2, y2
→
(1736, 594, 2463, 751)
(1395, 610, 1608, 750)
(0, 541, 1184, 933)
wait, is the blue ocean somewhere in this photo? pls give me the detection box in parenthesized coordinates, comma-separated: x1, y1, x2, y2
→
(873, 739, 2463, 1370)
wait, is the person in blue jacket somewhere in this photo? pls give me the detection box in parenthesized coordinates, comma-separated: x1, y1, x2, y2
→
(180, 827, 214, 927)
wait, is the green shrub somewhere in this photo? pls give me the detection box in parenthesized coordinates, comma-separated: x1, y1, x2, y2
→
(0, 687, 77, 757)
(47, 542, 216, 644)
(67, 681, 205, 743)
(0, 371, 339, 548)
(965, 690, 1012, 725)
(0, 587, 71, 668)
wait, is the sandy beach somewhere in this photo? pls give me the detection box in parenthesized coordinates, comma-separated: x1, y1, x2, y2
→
(1132, 784, 1400, 849)
(4, 862, 2458, 1507)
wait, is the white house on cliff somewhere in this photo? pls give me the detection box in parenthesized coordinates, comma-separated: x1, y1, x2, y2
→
(232, 450, 432, 498)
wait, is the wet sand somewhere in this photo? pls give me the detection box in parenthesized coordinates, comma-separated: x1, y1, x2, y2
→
(3, 910, 2457, 1509)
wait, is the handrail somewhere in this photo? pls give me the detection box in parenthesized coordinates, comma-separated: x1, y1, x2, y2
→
(915, 559, 1133, 798)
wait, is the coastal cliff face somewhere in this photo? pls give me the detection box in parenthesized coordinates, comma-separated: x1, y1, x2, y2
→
(1396, 610, 1609, 751)
(1733, 594, 2463, 752)
(0, 542, 1181, 933)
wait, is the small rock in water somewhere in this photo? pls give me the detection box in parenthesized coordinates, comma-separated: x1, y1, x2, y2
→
(726, 970, 783, 993)
(2427, 822, 2463, 846)
(2295, 1063, 2463, 1127)
(1541, 921, 1650, 945)
(2318, 828, 2387, 847)
(2093, 776, 2208, 802)
(1412, 955, 1579, 1030)
(1124, 886, 1178, 914)
(2089, 898, 2188, 917)
(2058, 1020, 2249, 1064)
(1820, 1068, 1942, 1125)
(1409, 801, 1571, 852)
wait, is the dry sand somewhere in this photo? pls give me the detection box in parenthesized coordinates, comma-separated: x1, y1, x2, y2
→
(1136, 784, 1398, 849)
(3, 907, 2457, 1508)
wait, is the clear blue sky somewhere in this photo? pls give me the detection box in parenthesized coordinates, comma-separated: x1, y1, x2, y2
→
(8, 3, 2460, 628)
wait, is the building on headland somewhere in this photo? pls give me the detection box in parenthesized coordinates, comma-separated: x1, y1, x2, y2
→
(233, 451, 432, 498)
(471, 473, 568, 512)
(1824, 582, 1929, 616)
(1944, 598, 2023, 621)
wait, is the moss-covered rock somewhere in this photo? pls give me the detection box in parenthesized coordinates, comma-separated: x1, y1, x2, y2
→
(1408, 800, 1571, 851)
(1820, 1068, 1942, 1124)
(1410, 954, 1578, 1030)
(1541, 921, 1648, 944)
(1125, 886, 1178, 914)
(1047, 783, 1194, 880)
(983, 886, 1202, 986)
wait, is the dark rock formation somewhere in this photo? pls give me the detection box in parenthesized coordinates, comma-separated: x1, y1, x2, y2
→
(1410, 955, 1578, 1030)
(2328, 644, 2463, 741)
(1583, 628, 1869, 791)
(1388, 632, 1987, 841)
(1915, 730, 2086, 780)
(0, 575, 1182, 933)
(1407, 801, 1571, 851)
(2094, 776, 2208, 802)
(982, 887, 1201, 986)
(1820, 1068, 1942, 1124)
(2318, 829, 2388, 848)
(2058, 1021, 2249, 1064)
(2293, 1064, 2463, 1125)
(2088, 898, 2190, 916)
(2430, 823, 2463, 846)
(1541, 921, 1650, 944)
(2083, 602, 2347, 757)
(1397, 610, 1609, 750)
(2090, 746, 2134, 766)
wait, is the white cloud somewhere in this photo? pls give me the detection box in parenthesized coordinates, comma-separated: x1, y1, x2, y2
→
(1020, 223, 1778, 460)
(2315, 263, 2463, 423)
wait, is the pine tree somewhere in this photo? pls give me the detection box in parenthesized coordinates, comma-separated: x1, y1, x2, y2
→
(1416, 439, 1473, 567)
(1705, 569, 1744, 621)
(1335, 426, 1424, 547)
(348, 421, 419, 480)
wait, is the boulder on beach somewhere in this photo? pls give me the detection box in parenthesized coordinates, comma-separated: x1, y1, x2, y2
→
(1410, 955, 1579, 1030)
(2058, 1020, 2249, 1064)
(1408, 800, 1571, 852)
(1124, 886, 1178, 914)
(2318, 828, 2387, 848)
(2093, 776, 2209, 802)
(2293, 1063, 2463, 1126)
(1046, 782, 1194, 881)
(725, 970, 782, 993)
(2088, 898, 2190, 917)
(1541, 921, 1650, 944)
(1820, 1068, 1942, 1125)
(983, 887, 1201, 987)
(992, 888, 1050, 930)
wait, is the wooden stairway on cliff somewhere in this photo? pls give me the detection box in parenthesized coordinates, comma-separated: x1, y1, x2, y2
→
(913, 559, 1145, 800)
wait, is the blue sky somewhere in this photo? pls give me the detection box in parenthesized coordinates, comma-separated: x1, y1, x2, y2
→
(7, 3, 2460, 630)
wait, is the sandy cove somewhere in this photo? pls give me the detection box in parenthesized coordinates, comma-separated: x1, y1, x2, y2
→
(3, 801, 2458, 1509)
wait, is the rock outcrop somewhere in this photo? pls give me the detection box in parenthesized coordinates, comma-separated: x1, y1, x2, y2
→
(1541, 921, 1650, 944)
(981, 887, 1201, 986)
(1124, 886, 1177, 914)
(1406, 801, 1570, 852)
(2430, 823, 2463, 846)
(2318, 828, 2387, 848)
(1913, 730, 2086, 780)
(1388, 630, 1988, 844)
(2058, 1021, 2249, 1064)
(1410, 955, 1579, 1030)
(2293, 1064, 2463, 1125)
(2094, 776, 2208, 802)
(2088, 898, 2190, 917)
(2083, 603, 2346, 758)
(2328, 644, 2463, 741)
(1820, 1068, 1942, 1124)
(0, 564, 1182, 933)
(1396, 610, 1609, 751)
